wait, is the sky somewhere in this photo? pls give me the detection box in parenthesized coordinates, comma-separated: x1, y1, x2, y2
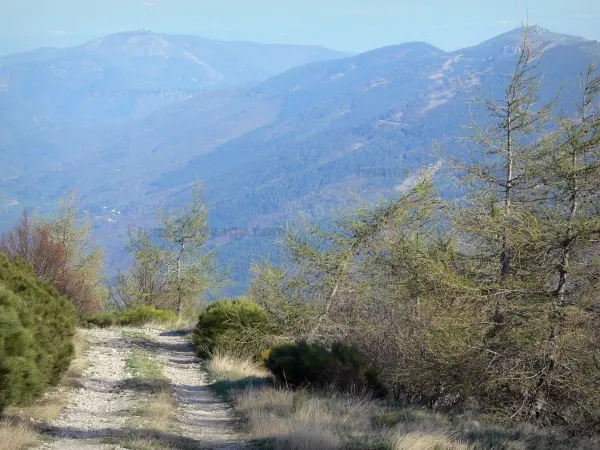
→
(1, 0, 600, 56)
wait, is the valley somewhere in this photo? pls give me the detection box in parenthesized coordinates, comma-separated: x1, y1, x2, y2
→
(1, 26, 599, 292)
(2, 16, 600, 449)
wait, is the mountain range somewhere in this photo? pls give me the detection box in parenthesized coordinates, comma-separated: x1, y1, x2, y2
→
(0, 31, 345, 182)
(1, 26, 598, 293)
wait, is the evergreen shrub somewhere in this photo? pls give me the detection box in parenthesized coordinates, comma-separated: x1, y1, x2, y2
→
(265, 340, 386, 397)
(192, 298, 272, 358)
(0, 253, 77, 411)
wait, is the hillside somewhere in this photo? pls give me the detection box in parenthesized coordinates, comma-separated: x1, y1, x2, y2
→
(0, 31, 345, 181)
(1, 26, 599, 292)
(0, 30, 345, 126)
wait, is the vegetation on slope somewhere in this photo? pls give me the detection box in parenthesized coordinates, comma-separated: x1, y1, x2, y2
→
(203, 352, 600, 450)
(0, 191, 105, 315)
(0, 253, 77, 412)
(192, 297, 272, 358)
(83, 306, 177, 328)
(190, 29, 600, 443)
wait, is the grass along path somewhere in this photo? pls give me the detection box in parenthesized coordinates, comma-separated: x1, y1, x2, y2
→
(141, 328, 248, 449)
(206, 353, 600, 450)
(119, 343, 178, 450)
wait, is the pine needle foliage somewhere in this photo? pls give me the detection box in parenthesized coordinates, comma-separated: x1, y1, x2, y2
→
(0, 253, 77, 412)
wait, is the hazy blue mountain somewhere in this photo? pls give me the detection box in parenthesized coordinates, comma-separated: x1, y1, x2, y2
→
(0, 30, 345, 133)
(1, 26, 599, 293)
(0, 30, 346, 183)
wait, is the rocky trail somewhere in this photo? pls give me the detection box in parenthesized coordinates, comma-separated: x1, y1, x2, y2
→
(37, 328, 249, 450)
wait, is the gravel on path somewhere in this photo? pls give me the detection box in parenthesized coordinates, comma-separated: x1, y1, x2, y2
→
(38, 327, 248, 450)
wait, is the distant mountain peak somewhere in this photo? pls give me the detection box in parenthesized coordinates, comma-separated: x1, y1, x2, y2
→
(355, 41, 445, 64)
(83, 32, 175, 57)
(457, 25, 590, 58)
(484, 25, 587, 46)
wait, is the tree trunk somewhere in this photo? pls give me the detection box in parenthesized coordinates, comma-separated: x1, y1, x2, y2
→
(530, 149, 579, 419)
(501, 105, 513, 278)
(556, 166, 578, 305)
(176, 242, 185, 316)
(307, 273, 341, 341)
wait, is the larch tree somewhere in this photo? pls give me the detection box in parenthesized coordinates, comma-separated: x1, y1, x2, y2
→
(158, 182, 219, 316)
(445, 25, 556, 285)
(42, 190, 105, 314)
(524, 61, 600, 426)
(110, 231, 169, 309)
(441, 28, 559, 386)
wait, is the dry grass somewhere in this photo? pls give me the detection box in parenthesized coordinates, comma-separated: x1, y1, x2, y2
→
(207, 352, 474, 450)
(5, 395, 67, 425)
(229, 385, 600, 450)
(0, 420, 39, 450)
(212, 353, 600, 450)
(209, 351, 270, 380)
(4, 329, 89, 424)
(394, 432, 469, 450)
(121, 337, 178, 449)
(155, 317, 195, 331)
(63, 329, 90, 387)
(232, 387, 390, 450)
(133, 386, 177, 433)
(228, 382, 600, 450)
(121, 435, 175, 450)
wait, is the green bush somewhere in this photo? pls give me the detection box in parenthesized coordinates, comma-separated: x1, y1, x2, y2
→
(83, 306, 177, 328)
(265, 341, 386, 397)
(192, 297, 272, 358)
(0, 253, 77, 411)
(114, 306, 177, 326)
(84, 312, 116, 328)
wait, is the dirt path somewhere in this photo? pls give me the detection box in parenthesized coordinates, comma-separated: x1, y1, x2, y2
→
(38, 328, 248, 450)
(145, 329, 247, 449)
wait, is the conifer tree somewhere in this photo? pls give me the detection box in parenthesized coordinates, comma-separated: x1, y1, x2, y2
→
(43, 190, 105, 313)
(110, 231, 168, 309)
(523, 62, 600, 424)
(158, 182, 219, 316)
(446, 25, 555, 284)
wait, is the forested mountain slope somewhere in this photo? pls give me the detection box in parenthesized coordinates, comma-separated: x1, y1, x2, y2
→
(1, 26, 598, 292)
(0, 31, 345, 180)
